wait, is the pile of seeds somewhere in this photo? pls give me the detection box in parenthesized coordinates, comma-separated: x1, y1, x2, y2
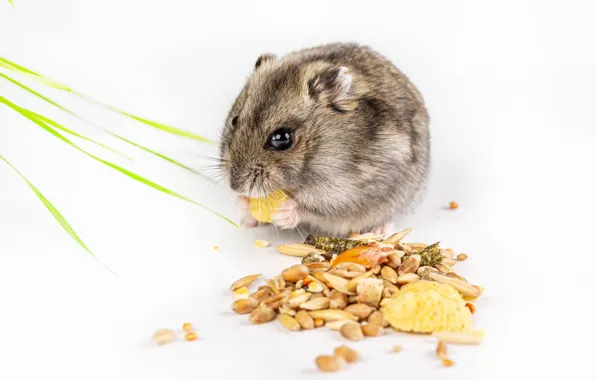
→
(230, 227, 485, 370)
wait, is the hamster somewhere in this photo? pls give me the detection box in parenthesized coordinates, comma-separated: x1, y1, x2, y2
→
(219, 42, 430, 237)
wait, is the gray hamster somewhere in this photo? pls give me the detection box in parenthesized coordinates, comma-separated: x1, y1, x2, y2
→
(219, 42, 430, 237)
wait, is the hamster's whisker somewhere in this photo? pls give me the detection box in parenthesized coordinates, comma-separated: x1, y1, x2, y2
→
(295, 225, 306, 241)
(195, 155, 228, 162)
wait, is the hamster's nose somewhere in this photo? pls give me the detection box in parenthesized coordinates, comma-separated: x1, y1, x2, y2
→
(229, 166, 244, 192)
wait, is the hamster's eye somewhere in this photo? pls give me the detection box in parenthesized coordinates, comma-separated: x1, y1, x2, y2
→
(231, 116, 239, 127)
(266, 128, 293, 151)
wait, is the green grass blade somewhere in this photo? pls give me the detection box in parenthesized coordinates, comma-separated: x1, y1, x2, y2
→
(0, 97, 238, 227)
(0, 58, 214, 142)
(1, 71, 211, 166)
(90, 156, 236, 225)
(8, 0, 14, 7)
(0, 71, 70, 113)
(0, 154, 116, 274)
(30, 111, 132, 160)
(73, 92, 215, 143)
(0, 57, 71, 91)
(109, 133, 204, 176)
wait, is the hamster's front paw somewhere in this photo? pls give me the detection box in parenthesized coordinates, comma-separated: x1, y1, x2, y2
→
(237, 195, 259, 228)
(271, 199, 301, 230)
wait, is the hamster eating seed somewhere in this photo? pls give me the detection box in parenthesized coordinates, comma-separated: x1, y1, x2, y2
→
(219, 42, 430, 236)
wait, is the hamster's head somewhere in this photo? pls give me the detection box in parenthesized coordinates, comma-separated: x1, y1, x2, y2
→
(219, 53, 365, 198)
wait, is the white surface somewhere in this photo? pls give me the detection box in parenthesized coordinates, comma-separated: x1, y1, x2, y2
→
(1, 1, 595, 379)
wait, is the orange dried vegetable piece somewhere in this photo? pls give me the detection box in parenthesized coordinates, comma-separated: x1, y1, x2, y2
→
(331, 244, 390, 269)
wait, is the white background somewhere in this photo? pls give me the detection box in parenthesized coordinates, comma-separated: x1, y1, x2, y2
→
(1, 1, 595, 379)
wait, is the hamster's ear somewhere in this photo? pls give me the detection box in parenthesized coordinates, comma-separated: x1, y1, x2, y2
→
(308, 66, 356, 112)
(254, 53, 276, 69)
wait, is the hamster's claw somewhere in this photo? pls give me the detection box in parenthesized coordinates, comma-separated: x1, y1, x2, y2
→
(237, 195, 259, 228)
(271, 199, 301, 230)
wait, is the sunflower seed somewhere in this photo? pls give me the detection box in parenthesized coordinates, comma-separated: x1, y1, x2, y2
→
(278, 314, 301, 331)
(397, 273, 420, 284)
(281, 265, 310, 283)
(334, 345, 359, 363)
(249, 304, 276, 324)
(307, 281, 324, 293)
(431, 330, 484, 345)
(417, 266, 438, 276)
(304, 262, 331, 271)
(446, 272, 468, 282)
(322, 272, 351, 294)
(308, 309, 358, 322)
(315, 355, 346, 372)
(295, 310, 315, 329)
(442, 248, 454, 259)
(347, 270, 375, 293)
(398, 254, 421, 275)
(262, 291, 290, 310)
(276, 243, 325, 257)
(229, 274, 261, 291)
(330, 269, 362, 279)
(334, 262, 366, 272)
(231, 297, 259, 314)
(435, 262, 451, 274)
(396, 242, 413, 255)
(381, 227, 412, 245)
(368, 311, 389, 328)
(325, 320, 353, 331)
(340, 322, 364, 341)
(343, 303, 375, 320)
(279, 305, 296, 316)
(386, 253, 401, 268)
(300, 297, 330, 311)
(362, 323, 384, 337)
(442, 258, 457, 267)
(408, 243, 427, 250)
(152, 329, 175, 345)
(381, 266, 398, 284)
(424, 272, 483, 298)
(250, 287, 273, 303)
(329, 291, 348, 309)
(287, 292, 312, 308)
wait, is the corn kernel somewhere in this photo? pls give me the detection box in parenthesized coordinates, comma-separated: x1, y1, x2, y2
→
(182, 323, 193, 332)
(185, 332, 198, 341)
(255, 240, 270, 248)
(392, 345, 403, 353)
(233, 287, 250, 300)
(314, 318, 324, 328)
(449, 201, 459, 209)
(248, 190, 288, 223)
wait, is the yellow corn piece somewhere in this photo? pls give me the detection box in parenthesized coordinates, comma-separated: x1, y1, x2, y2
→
(248, 190, 288, 223)
(381, 280, 472, 333)
(233, 287, 250, 300)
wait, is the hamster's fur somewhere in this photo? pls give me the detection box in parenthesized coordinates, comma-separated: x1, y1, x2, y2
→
(219, 43, 430, 236)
